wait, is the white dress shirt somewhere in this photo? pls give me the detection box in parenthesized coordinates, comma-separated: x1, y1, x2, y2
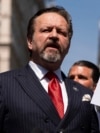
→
(29, 61, 68, 113)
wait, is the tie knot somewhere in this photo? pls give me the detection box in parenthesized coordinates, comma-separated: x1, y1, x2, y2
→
(46, 72, 58, 80)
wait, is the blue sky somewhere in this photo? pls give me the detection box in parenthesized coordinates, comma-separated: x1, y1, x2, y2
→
(48, 0, 100, 74)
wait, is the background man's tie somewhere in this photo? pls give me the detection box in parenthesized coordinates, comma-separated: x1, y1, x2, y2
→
(46, 72, 64, 118)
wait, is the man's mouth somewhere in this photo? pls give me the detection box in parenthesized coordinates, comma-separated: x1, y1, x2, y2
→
(46, 43, 60, 50)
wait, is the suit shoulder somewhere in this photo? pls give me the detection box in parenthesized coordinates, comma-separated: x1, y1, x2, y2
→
(0, 68, 20, 76)
(0, 65, 28, 78)
(65, 77, 93, 95)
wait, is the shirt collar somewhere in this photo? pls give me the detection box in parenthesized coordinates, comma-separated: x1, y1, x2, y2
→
(29, 61, 62, 82)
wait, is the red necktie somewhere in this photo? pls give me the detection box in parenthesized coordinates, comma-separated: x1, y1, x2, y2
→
(46, 72, 64, 118)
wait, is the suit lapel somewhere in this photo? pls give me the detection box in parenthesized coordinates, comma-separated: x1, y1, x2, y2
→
(15, 65, 61, 126)
(58, 74, 82, 128)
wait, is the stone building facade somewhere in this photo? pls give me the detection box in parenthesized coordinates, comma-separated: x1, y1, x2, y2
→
(0, 0, 54, 72)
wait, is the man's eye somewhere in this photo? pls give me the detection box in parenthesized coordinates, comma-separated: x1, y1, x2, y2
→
(69, 75, 75, 79)
(78, 75, 87, 80)
(43, 29, 49, 32)
(42, 28, 51, 32)
(58, 30, 68, 37)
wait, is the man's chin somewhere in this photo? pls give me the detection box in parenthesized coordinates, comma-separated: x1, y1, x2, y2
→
(42, 56, 59, 63)
(40, 53, 61, 63)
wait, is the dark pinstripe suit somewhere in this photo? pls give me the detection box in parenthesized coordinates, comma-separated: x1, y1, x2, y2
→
(0, 64, 99, 133)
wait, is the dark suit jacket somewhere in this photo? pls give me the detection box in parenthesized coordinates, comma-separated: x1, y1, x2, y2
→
(0, 64, 99, 133)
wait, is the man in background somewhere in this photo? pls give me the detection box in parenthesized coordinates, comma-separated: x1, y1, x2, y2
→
(68, 60, 100, 131)
(68, 60, 100, 91)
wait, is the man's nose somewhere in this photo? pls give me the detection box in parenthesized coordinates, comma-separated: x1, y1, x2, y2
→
(73, 76, 79, 82)
(50, 29, 58, 38)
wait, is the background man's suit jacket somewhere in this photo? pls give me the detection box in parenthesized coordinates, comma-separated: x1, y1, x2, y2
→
(0, 64, 99, 133)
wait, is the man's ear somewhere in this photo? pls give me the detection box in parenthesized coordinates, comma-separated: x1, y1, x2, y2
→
(93, 83, 97, 91)
(27, 39, 33, 50)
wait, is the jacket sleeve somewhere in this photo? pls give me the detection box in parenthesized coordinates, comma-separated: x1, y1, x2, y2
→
(0, 81, 5, 133)
(91, 104, 99, 133)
